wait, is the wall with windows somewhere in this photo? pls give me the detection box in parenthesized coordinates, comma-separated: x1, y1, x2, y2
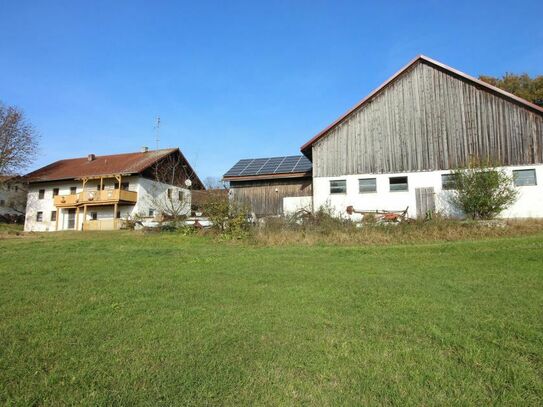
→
(312, 164, 543, 220)
(24, 176, 192, 232)
(0, 181, 27, 216)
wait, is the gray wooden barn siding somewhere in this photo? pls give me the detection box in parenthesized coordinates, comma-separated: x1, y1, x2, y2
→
(312, 61, 543, 177)
(229, 178, 312, 216)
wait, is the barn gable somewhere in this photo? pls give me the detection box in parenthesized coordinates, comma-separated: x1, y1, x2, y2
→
(304, 56, 543, 178)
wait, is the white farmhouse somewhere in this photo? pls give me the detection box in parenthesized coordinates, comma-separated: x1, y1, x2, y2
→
(23, 147, 204, 232)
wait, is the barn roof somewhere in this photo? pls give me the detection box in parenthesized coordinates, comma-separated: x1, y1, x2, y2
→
(301, 55, 543, 157)
(24, 148, 203, 186)
(223, 155, 312, 181)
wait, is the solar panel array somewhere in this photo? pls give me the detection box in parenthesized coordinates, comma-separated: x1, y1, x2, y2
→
(224, 155, 312, 178)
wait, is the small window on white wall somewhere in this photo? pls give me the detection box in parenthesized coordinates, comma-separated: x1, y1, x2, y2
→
(389, 176, 408, 192)
(148, 208, 155, 217)
(330, 180, 347, 194)
(441, 174, 456, 190)
(359, 178, 376, 193)
(178, 190, 184, 200)
(513, 169, 537, 186)
(36, 212, 43, 222)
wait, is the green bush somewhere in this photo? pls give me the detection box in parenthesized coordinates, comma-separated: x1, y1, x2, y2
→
(449, 159, 518, 220)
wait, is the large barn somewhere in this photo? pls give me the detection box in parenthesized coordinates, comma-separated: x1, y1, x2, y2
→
(225, 55, 543, 219)
(301, 55, 543, 219)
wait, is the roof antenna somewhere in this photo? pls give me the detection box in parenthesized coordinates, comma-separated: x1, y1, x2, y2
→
(154, 116, 161, 150)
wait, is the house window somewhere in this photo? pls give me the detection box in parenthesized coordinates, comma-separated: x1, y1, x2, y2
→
(116, 211, 121, 219)
(513, 169, 537, 186)
(52, 188, 59, 197)
(90, 212, 98, 220)
(167, 188, 172, 199)
(121, 182, 129, 190)
(14, 186, 18, 192)
(38, 189, 45, 199)
(51, 211, 57, 222)
(0, 200, 4, 206)
(390, 176, 408, 192)
(359, 178, 377, 193)
(330, 180, 347, 194)
(70, 187, 77, 194)
(441, 174, 456, 190)
(148, 208, 155, 217)
(36, 212, 43, 222)
(178, 190, 184, 200)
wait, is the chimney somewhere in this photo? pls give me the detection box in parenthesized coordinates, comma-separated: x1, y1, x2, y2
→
(141, 146, 149, 153)
(88, 154, 96, 161)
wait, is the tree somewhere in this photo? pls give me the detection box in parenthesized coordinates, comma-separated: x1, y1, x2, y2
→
(203, 176, 228, 190)
(449, 159, 518, 220)
(0, 102, 38, 175)
(479, 73, 543, 107)
(146, 152, 195, 221)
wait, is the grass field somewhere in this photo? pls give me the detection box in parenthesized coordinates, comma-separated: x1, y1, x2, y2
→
(1, 231, 542, 405)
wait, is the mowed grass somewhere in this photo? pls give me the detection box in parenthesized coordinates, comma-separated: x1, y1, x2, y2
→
(1, 232, 542, 405)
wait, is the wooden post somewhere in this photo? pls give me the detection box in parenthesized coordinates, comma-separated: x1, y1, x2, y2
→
(75, 207, 80, 231)
(100, 177, 103, 191)
(114, 203, 118, 229)
(83, 205, 87, 230)
(55, 208, 60, 231)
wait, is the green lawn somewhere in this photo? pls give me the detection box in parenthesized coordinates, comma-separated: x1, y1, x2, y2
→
(1, 232, 542, 405)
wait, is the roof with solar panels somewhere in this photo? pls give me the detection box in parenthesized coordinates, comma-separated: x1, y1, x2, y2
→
(223, 155, 312, 181)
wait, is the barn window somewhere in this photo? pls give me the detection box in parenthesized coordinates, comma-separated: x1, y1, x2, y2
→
(36, 212, 43, 222)
(441, 174, 456, 190)
(0, 200, 4, 206)
(513, 169, 536, 186)
(389, 176, 408, 192)
(359, 178, 376, 193)
(38, 189, 45, 199)
(330, 180, 347, 194)
(51, 211, 57, 222)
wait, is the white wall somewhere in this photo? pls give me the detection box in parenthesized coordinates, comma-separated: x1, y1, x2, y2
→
(24, 176, 192, 232)
(313, 164, 543, 220)
(134, 177, 191, 219)
(283, 196, 313, 216)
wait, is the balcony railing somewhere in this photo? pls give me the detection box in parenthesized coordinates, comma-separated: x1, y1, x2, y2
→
(54, 189, 138, 207)
(82, 219, 123, 231)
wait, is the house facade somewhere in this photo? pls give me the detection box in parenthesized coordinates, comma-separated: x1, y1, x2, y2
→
(23, 148, 204, 232)
(301, 55, 543, 219)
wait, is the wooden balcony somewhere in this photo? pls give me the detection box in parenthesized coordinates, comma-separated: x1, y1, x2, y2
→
(82, 219, 123, 231)
(54, 189, 138, 208)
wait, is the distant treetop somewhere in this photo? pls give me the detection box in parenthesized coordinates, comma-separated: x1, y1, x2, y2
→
(479, 73, 543, 107)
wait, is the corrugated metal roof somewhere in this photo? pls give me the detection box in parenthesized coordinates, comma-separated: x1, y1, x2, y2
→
(24, 148, 178, 182)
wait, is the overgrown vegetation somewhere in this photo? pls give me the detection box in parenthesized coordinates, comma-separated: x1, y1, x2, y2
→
(1, 232, 542, 404)
(448, 159, 519, 219)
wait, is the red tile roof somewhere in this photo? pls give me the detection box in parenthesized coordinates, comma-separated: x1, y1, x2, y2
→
(24, 148, 179, 182)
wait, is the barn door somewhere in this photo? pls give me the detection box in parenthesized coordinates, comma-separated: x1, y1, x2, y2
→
(415, 187, 435, 219)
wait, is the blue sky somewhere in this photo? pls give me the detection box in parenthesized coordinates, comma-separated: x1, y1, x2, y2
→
(1, 0, 542, 180)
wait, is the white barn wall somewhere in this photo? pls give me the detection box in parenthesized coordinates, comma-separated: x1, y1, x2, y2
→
(313, 164, 543, 220)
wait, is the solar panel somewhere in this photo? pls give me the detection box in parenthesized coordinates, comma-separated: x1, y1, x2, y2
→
(224, 155, 312, 178)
